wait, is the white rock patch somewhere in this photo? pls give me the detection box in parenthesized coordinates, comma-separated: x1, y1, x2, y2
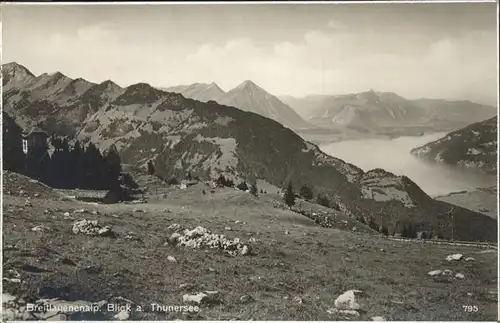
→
(334, 290, 362, 310)
(445, 254, 463, 261)
(72, 219, 114, 237)
(169, 226, 250, 256)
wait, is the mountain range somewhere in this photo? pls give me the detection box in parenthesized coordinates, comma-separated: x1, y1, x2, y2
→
(162, 82, 225, 103)
(280, 91, 497, 136)
(2, 61, 497, 242)
(411, 116, 498, 174)
(163, 80, 497, 138)
(162, 80, 311, 130)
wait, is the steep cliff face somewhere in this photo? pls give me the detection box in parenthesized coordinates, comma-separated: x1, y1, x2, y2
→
(411, 116, 498, 174)
(3, 62, 497, 242)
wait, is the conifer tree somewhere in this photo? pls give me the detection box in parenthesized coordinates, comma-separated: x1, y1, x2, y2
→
(25, 133, 50, 183)
(2, 112, 25, 173)
(70, 140, 85, 188)
(216, 174, 227, 187)
(284, 181, 296, 207)
(250, 182, 258, 196)
(104, 145, 122, 188)
(82, 142, 104, 189)
(147, 160, 156, 176)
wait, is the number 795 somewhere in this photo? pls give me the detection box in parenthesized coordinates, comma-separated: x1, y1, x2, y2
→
(463, 305, 478, 312)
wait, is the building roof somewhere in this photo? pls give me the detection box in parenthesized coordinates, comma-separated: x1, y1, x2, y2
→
(23, 126, 48, 137)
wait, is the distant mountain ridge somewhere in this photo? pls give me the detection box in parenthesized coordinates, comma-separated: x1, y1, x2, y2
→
(280, 91, 497, 135)
(411, 116, 498, 174)
(162, 82, 226, 103)
(161, 80, 311, 130)
(2, 61, 496, 242)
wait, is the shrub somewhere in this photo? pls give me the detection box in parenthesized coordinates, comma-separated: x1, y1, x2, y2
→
(167, 176, 178, 185)
(299, 185, 314, 200)
(237, 181, 249, 191)
(103, 185, 132, 204)
(368, 218, 379, 231)
(316, 194, 330, 208)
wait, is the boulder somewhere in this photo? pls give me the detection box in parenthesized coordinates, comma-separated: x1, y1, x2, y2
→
(182, 291, 221, 306)
(113, 310, 130, 320)
(445, 254, 463, 261)
(239, 295, 254, 304)
(334, 290, 362, 310)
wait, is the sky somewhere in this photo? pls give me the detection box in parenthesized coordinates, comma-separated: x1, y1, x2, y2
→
(2, 2, 498, 105)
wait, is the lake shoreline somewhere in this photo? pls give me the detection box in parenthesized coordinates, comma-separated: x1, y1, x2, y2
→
(433, 185, 497, 199)
(318, 133, 497, 197)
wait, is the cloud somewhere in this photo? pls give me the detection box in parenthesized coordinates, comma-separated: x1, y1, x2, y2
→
(182, 28, 496, 103)
(76, 24, 115, 42)
(326, 19, 345, 29)
(25, 24, 180, 86)
(12, 22, 496, 104)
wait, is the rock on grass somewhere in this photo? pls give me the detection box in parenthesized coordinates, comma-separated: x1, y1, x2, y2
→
(183, 291, 221, 307)
(334, 289, 363, 310)
(169, 226, 251, 256)
(445, 254, 463, 261)
(72, 219, 115, 237)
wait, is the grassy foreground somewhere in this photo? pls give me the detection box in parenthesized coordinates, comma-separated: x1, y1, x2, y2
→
(2, 173, 498, 321)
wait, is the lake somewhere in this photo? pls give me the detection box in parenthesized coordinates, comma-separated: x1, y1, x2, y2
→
(320, 133, 497, 197)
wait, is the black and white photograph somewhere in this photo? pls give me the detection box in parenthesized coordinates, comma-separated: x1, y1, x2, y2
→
(1, 1, 498, 321)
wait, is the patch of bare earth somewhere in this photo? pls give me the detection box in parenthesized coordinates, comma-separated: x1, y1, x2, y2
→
(2, 176, 498, 320)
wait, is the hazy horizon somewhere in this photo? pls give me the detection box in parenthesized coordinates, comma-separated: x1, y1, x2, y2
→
(2, 2, 498, 105)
